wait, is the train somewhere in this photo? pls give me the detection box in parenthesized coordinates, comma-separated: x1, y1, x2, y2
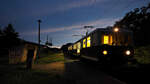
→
(67, 27, 134, 65)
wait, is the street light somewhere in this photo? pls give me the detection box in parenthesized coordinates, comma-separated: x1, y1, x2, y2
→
(38, 19, 41, 58)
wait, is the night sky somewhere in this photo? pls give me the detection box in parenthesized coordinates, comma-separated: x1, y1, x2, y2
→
(0, 0, 150, 47)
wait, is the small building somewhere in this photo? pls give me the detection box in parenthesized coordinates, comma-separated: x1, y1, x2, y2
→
(9, 41, 39, 64)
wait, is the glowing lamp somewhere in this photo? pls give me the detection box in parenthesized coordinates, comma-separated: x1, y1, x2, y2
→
(103, 50, 108, 55)
(125, 50, 131, 55)
(114, 28, 119, 32)
(77, 49, 80, 53)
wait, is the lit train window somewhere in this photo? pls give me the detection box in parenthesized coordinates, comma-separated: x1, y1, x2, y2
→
(103, 35, 109, 44)
(103, 35, 113, 45)
(87, 36, 91, 47)
(83, 39, 86, 48)
(77, 42, 81, 53)
(77, 42, 81, 49)
(77, 49, 80, 53)
(73, 44, 77, 49)
(68, 46, 72, 50)
(109, 35, 112, 45)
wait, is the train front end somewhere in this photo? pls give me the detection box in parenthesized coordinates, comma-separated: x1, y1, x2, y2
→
(98, 28, 134, 65)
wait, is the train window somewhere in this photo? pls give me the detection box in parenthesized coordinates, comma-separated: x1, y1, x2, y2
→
(77, 42, 81, 53)
(103, 35, 109, 44)
(69, 46, 72, 50)
(73, 44, 77, 50)
(77, 42, 81, 49)
(109, 35, 113, 45)
(83, 39, 86, 48)
(68, 46, 72, 50)
(77, 49, 80, 53)
(87, 36, 91, 47)
(102, 35, 113, 45)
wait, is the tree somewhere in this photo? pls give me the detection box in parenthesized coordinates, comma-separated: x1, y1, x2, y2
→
(3, 24, 19, 38)
(113, 3, 150, 46)
(0, 27, 3, 46)
(0, 27, 3, 36)
(1, 24, 20, 48)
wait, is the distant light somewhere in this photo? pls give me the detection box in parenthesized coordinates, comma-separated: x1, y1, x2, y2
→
(125, 50, 131, 55)
(114, 27, 119, 32)
(103, 50, 108, 55)
(77, 49, 80, 53)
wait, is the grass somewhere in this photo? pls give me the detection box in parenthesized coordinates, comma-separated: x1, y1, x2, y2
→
(134, 45, 150, 64)
(0, 49, 66, 84)
(0, 64, 64, 84)
(35, 51, 65, 64)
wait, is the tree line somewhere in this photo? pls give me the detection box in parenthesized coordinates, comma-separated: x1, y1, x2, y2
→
(113, 3, 150, 46)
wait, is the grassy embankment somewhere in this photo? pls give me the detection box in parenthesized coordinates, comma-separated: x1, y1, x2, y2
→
(0, 49, 65, 84)
(134, 45, 150, 64)
(0, 64, 64, 84)
(35, 50, 65, 64)
(104, 45, 150, 84)
(1, 45, 150, 84)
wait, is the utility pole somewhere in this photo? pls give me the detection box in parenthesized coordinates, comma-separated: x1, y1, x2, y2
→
(46, 35, 48, 43)
(38, 19, 41, 58)
(84, 26, 94, 36)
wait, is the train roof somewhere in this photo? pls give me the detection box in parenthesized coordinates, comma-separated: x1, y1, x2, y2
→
(73, 28, 133, 44)
(95, 28, 132, 32)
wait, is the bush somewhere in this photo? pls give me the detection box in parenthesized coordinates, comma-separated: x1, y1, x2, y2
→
(134, 45, 150, 64)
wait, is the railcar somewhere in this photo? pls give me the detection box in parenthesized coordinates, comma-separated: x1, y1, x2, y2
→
(67, 28, 134, 65)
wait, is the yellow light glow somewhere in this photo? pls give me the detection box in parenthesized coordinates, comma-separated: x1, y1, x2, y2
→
(109, 35, 113, 45)
(87, 36, 91, 47)
(73, 44, 77, 49)
(68, 46, 72, 50)
(104, 35, 109, 44)
(83, 39, 86, 48)
(103, 50, 108, 55)
(126, 50, 131, 55)
(114, 28, 119, 32)
(77, 49, 80, 53)
(77, 42, 81, 53)
(77, 42, 81, 49)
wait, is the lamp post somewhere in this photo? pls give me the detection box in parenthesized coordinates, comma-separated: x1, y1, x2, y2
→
(38, 19, 41, 58)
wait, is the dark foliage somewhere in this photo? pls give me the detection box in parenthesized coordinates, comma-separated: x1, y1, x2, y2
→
(0, 24, 20, 49)
(114, 3, 150, 46)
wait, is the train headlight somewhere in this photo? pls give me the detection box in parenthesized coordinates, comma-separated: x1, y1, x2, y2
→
(103, 50, 108, 55)
(125, 50, 131, 55)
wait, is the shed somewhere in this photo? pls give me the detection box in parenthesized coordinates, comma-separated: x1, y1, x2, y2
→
(9, 41, 39, 64)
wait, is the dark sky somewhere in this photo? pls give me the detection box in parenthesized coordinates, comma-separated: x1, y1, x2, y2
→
(0, 0, 150, 47)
